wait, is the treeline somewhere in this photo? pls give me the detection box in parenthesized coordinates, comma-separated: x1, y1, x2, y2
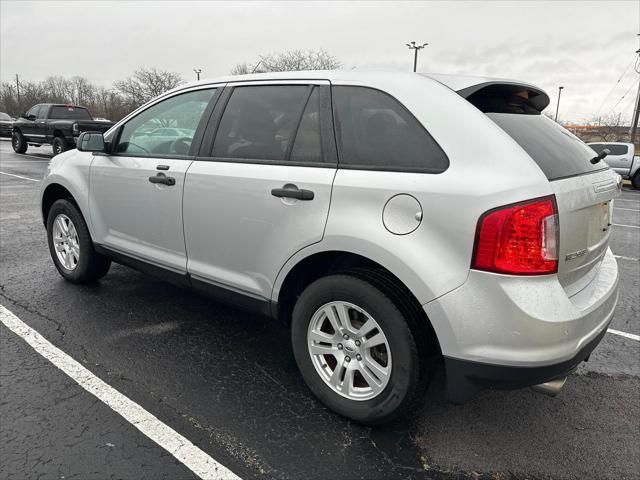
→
(1, 49, 342, 121)
(0, 68, 183, 121)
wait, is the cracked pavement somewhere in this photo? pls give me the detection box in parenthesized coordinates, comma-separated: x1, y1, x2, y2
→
(1, 140, 639, 479)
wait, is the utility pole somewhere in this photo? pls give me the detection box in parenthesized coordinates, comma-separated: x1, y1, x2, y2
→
(193, 69, 202, 81)
(629, 36, 640, 145)
(555, 86, 564, 122)
(15, 74, 20, 103)
(406, 41, 428, 72)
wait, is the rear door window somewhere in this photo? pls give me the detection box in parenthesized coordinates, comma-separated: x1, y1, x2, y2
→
(213, 85, 312, 161)
(588, 144, 629, 156)
(332, 86, 448, 172)
(487, 113, 607, 180)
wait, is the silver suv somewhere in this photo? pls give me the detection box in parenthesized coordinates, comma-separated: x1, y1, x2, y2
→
(40, 72, 620, 424)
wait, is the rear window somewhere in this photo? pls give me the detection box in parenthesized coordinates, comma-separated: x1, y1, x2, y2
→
(332, 86, 448, 172)
(588, 143, 629, 156)
(487, 113, 607, 180)
(49, 106, 92, 120)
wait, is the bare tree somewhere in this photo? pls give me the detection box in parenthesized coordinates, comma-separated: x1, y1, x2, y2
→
(231, 49, 342, 75)
(590, 114, 627, 142)
(115, 67, 183, 109)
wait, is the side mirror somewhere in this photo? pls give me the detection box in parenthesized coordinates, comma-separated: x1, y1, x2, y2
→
(24, 114, 36, 121)
(77, 131, 106, 152)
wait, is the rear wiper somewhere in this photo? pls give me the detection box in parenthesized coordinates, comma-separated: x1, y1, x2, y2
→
(590, 148, 610, 165)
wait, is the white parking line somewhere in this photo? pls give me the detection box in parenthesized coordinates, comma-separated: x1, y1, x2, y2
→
(0, 305, 242, 480)
(0, 171, 40, 182)
(608, 328, 640, 342)
(612, 223, 640, 229)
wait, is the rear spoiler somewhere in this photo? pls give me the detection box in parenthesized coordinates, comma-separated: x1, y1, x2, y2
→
(423, 74, 551, 113)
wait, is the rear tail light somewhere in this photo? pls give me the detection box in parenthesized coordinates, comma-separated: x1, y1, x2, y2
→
(472, 195, 558, 275)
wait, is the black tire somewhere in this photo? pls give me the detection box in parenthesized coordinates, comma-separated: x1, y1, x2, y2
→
(11, 131, 27, 154)
(46, 199, 111, 283)
(291, 273, 429, 425)
(632, 171, 640, 190)
(52, 137, 67, 156)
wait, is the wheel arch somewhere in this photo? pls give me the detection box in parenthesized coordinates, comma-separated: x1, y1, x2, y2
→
(274, 249, 442, 356)
(42, 183, 81, 225)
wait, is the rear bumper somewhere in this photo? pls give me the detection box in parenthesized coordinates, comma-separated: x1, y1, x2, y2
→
(424, 247, 619, 402)
(443, 316, 611, 402)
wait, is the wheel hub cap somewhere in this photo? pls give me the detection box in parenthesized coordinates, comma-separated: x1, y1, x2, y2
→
(307, 301, 392, 401)
(52, 214, 80, 271)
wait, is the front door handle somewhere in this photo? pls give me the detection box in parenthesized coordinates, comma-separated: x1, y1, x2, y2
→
(271, 186, 314, 200)
(148, 173, 176, 186)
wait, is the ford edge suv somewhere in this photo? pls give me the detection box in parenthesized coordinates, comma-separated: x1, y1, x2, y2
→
(40, 71, 620, 424)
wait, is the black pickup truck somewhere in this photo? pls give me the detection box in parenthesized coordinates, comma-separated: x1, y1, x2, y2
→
(12, 104, 114, 156)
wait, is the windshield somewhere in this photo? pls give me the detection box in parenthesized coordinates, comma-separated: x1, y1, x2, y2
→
(487, 113, 608, 180)
(49, 106, 92, 120)
(0, 112, 12, 121)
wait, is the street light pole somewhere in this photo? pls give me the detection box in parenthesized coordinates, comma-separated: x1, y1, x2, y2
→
(555, 86, 564, 122)
(406, 41, 428, 72)
(193, 69, 202, 81)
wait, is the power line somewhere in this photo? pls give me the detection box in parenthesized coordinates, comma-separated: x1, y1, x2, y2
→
(609, 76, 640, 113)
(595, 53, 636, 115)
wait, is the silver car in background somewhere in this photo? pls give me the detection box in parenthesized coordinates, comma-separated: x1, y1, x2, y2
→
(588, 142, 639, 189)
(40, 71, 620, 424)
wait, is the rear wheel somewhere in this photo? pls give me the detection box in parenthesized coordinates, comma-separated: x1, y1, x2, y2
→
(46, 199, 111, 283)
(291, 273, 428, 424)
(632, 171, 640, 190)
(52, 137, 67, 156)
(11, 131, 27, 153)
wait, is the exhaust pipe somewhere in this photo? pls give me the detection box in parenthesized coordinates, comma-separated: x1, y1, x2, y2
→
(531, 377, 567, 397)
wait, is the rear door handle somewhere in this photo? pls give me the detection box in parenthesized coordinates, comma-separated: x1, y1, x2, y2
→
(271, 186, 314, 200)
(148, 173, 176, 186)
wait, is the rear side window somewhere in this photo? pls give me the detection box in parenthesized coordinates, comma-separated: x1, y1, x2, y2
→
(49, 106, 92, 120)
(588, 143, 629, 156)
(332, 86, 448, 172)
(487, 113, 606, 180)
(213, 85, 314, 161)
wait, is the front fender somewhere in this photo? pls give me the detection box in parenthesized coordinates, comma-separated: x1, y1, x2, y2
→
(40, 149, 94, 236)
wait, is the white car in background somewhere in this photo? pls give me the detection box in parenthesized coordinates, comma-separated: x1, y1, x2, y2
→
(588, 142, 639, 189)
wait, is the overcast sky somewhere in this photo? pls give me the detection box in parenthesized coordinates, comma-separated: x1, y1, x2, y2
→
(1, 0, 638, 123)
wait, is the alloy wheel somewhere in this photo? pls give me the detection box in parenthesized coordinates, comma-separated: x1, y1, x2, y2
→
(307, 301, 392, 401)
(52, 214, 80, 270)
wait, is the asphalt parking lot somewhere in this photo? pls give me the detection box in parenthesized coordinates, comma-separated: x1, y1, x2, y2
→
(0, 139, 638, 480)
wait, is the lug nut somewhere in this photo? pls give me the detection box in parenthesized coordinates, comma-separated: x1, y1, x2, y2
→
(345, 356, 351, 362)
(356, 354, 362, 361)
(355, 340, 361, 346)
(337, 344, 343, 350)
(343, 334, 349, 340)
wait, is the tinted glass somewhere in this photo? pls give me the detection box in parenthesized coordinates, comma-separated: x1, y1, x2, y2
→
(213, 85, 309, 161)
(332, 86, 448, 172)
(25, 106, 40, 118)
(49, 106, 91, 120)
(588, 143, 629, 156)
(115, 89, 215, 156)
(488, 113, 607, 180)
(291, 88, 322, 163)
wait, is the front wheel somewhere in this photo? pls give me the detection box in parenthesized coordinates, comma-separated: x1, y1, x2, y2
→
(11, 131, 27, 153)
(632, 171, 640, 190)
(46, 199, 111, 283)
(291, 274, 426, 424)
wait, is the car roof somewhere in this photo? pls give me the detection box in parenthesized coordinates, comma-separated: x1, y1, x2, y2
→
(170, 70, 550, 110)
